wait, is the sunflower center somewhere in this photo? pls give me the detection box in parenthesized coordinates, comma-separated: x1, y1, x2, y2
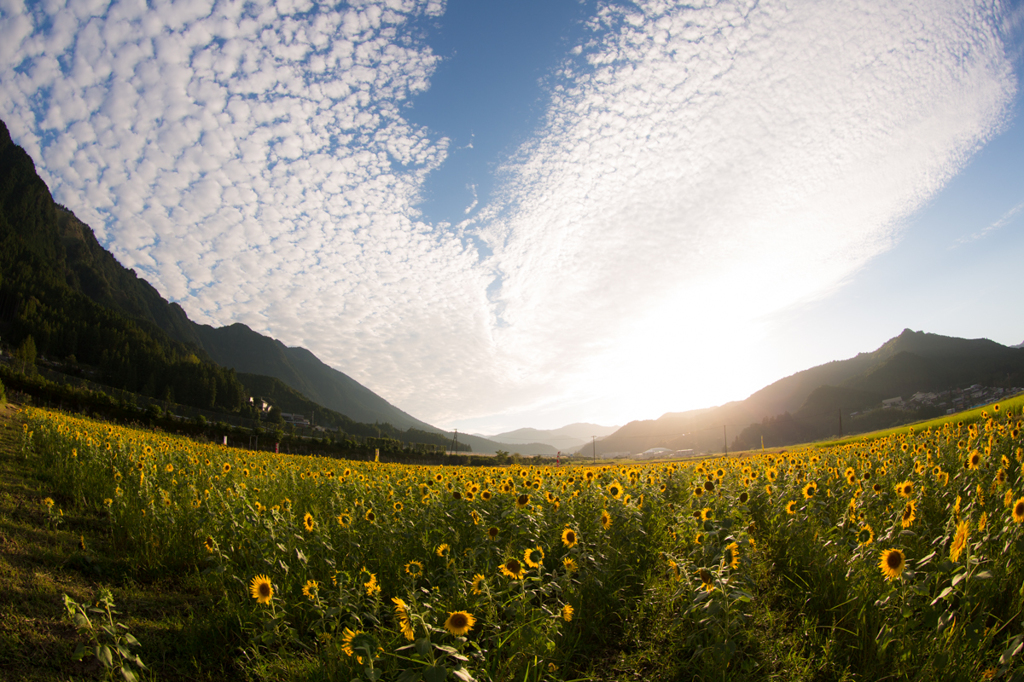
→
(887, 552, 902, 570)
(450, 614, 468, 629)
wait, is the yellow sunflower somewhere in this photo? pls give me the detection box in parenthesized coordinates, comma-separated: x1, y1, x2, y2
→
(471, 574, 486, 595)
(802, 482, 817, 500)
(301, 580, 318, 600)
(561, 527, 578, 548)
(562, 604, 574, 622)
(879, 548, 905, 581)
(405, 560, 424, 577)
(204, 535, 216, 552)
(524, 546, 545, 568)
(601, 509, 612, 530)
(722, 542, 740, 570)
(1013, 498, 1024, 524)
(500, 558, 526, 580)
(443, 611, 476, 636)
(436, 543, 451, 558)
(249, 574, 273, 605)
(785, 500, 797, 515)
(606, 481, 623, 499)
(856, 524, 874, 546)
(341, 627, 363, 657)
(487, 526, 499, 540)
(901, 500, 917, 528)
(303, 512, 315, 532)
(337, 513, 352, 528)
(563, 557, 578, 573)
(949, 520, 969, 562)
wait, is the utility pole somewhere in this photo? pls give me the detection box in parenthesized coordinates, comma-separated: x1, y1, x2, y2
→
(592, 435, 597, 463)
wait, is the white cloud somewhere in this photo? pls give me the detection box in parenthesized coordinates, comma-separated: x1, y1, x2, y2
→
(0, 0, 1018, 431)
(472, 0, 1017, 426)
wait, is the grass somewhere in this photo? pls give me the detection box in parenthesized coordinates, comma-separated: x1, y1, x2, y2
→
(0, 402, 238, 681)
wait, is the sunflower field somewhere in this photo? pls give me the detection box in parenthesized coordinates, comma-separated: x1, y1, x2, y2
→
(19, 399, 1024, 681)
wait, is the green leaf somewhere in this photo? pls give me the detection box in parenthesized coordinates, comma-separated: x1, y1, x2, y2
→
(973, 570, 993, 580)
(452, 667, 476, 682)
(121, 667, 138, 682)
(97, 644, 114, 668)
(123, 633, 140, 647)
(424, 665, 448, 682)
(415, 638, 432, 658)
(72, 643, 88, 661)
(395, 670, 423, 682)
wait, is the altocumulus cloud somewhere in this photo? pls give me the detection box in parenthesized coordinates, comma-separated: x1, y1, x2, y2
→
(0, 0, 1019, 428)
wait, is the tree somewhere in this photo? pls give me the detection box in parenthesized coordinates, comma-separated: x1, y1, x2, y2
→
(14, 335, 36, 374)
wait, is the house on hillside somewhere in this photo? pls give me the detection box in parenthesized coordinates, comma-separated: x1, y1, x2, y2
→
(882, 397, 904, 409)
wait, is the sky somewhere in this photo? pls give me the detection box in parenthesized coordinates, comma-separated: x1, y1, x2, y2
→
(2, 0, 1024, 435)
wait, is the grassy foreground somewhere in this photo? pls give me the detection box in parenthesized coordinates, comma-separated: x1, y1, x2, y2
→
(5, 398, 1024, 681)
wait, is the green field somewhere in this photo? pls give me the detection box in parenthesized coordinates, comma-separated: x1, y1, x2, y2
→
(3, 397, 1024, 681)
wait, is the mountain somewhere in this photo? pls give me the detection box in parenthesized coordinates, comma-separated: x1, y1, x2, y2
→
(0, 117, 551, 455)
(589, 329, 1024, 456)
(486, 423, 620, 451)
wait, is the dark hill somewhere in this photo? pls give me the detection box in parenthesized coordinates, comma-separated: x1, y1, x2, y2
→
(0, 117, 549, 454)
(590, 329, 1024, 457)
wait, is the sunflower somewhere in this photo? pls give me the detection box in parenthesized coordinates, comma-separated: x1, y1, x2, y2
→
(785, 500, 797, 515)
(365, 509, 376, 523)
(303, 512, 315, 532)
(802, 482, 817, 500)
(901, 500, 917, 528)
(967, 450, 981, 470)
(487, 526, 499, 540)
(562, 604, 574, 622)
(301, 580, 319, 600)
(563, 557, 578, 573)
(524, 546, 545, 568)
(739, 491, 750, 504)
(1014, 498, 1024, 524)
(698, 568, 715, 592)
(599, 508, 613, 530)
(249, 574, 273, 604)
(223, 462, 231, 473)
(405, 560, 424, 577)
(471, 574, 486, 595)
(500, 558, 526, 580)
(204, 535, 216, 552)
(722, 542, 740, 570)
(337, 513, 352, 528)
(857, 524, 874, 546)
(165, 463, 174, 473)
(606, 481, 623, 499)
(392, 597, 415, 640)
(436, 543, 451, 558)
(393, 501, 404, 512)
(561, 527, 578, 548)
(896, 481, 913, 498)
(978, 512, 988, 532)
(516, 494, 530, 509)
(879, 548, 906, 581)
(341, 627, 363, 657)
(443, 611, 476, 636)
(950, 520, 970, 562)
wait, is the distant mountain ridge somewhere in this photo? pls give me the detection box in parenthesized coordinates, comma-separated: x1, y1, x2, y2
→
(0, 117, 553, 455)
(590, 329, 1024, 456)
(484, 423, 620, 451)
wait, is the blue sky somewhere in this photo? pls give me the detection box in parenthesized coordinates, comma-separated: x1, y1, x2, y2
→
(2, 0, 1023, 434)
